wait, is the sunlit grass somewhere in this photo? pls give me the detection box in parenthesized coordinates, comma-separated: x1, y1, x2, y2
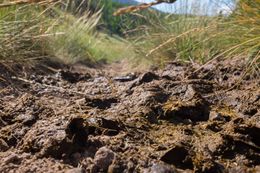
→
(0, 0, 136, 64)
(132, 0, 259, 74)
(0, 4, 49, 61)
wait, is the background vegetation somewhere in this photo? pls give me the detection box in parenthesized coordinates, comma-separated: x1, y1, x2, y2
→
(0, 0, 259, 74)
(132, 0, 259, 71)
(0, 0, 136, 64)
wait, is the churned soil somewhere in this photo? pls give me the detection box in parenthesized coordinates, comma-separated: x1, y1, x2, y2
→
(0, 58, 259, 173)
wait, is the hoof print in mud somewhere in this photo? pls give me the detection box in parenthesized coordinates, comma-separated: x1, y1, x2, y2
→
(87, 118, 123, 137)
(85, 96, 118, 109)
(160, 145, 193, 170)
(19, 117, 89, 160)
(66, 117, 89, 147)
(234, 125, 260, 147)
(44, 117, 89, 159)
(98, 118, 123, 136)
(216, 135, 260, 166)
(162, 97, 210, 122)
(162, 85, 210, 122)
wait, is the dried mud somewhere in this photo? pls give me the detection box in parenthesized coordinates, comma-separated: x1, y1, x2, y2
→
(0, 58, 259, 173)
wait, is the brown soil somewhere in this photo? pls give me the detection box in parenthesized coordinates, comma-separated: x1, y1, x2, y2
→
(0, 58, 259, 173)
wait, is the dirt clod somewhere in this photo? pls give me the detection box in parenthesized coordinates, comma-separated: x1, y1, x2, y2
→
(93, 147, 116, 172)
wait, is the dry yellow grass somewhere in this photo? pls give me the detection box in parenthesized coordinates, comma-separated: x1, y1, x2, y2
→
(113, 0, 177, 16)
(0, 0, 58, 8)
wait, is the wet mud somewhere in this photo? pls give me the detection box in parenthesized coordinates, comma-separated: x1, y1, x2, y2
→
(0, 58, 259, 173)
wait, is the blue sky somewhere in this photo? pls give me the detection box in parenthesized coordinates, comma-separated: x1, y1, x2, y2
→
(135, 0, 236, 15)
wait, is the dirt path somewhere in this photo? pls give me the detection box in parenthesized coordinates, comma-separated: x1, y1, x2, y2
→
(0, 58, 259, 173)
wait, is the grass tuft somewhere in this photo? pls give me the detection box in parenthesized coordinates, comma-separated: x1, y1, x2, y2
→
(131, 0, 259, 75)
(0, 0, 135, 65)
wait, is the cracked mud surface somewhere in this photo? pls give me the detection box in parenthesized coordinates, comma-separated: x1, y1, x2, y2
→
(0, 58, 259, 173)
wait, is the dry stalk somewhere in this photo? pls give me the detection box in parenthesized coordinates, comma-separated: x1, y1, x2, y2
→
(0, 0, 58, 8)
(113, 0, 177, 16)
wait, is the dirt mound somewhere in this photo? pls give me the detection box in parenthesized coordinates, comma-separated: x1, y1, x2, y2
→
(0, 58, 259, 172)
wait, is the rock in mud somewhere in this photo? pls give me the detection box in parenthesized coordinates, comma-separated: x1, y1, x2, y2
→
(93, 147, 116, 172)
(146, 163, 177, 173)
(113, 73, 137, 82)
(15, 113, 38, 126)
(65, 168, 85, 173)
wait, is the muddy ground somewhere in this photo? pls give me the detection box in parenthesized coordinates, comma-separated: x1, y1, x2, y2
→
(0, 58, 259, 173)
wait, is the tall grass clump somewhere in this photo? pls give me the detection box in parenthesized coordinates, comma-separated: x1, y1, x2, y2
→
(0, 3, 52, 61)
(0, 0, 134, 64)
(0, 0, 103, 64)
(133, 0, 259, 73)
(44, 0, 102, 64)
(222, 0, 260, 74)
(131, 0, 225, 65)
(46, 1, 135, 64)
(134, 14, 221, 64)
